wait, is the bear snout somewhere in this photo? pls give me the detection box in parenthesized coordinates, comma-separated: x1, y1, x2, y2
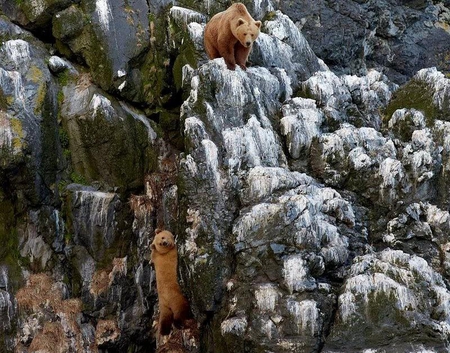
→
(161, 240, 170, 247)
(245, 41, 251, 47)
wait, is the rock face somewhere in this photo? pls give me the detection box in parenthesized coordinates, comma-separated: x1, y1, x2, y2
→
(1, 1, 450, 353)
(280, 0, 450, 84)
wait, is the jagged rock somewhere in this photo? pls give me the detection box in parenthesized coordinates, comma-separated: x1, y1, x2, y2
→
(179, 53, 362, 352)
(179, 59, 291, 317)
(0, 19, 61, 206)
(386, 67, 450, 123)
(65, 185, 122, 261)
(218, 172, 355, 352)
(280, 1, 450, 83)
(0, 289, 14, 331)
(60, 76, 158, 192)
(250, 10, 323, 86)
(53, 0, 150, 93)
(0, 0, 73, 29)
(52, 5, 85, 41)
(301, 69, 397, 130)
(324, 249, 450, 352)
(280, 98, 323, 160)
(383, 202, 450, 275)
(3, 1, 450, 353)
(48, 55, 78, 75)
(18, 208, 64, 270)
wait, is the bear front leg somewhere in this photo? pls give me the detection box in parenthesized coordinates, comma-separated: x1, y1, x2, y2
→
(158, 304, 174, 336)
(218, 37, 236, 70)
(235, 44, 251, 70)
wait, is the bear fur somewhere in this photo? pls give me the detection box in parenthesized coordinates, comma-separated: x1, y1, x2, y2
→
(151, 229, 192, 335)
(204, 3, 261, 70)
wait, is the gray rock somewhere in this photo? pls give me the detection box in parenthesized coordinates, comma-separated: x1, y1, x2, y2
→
(279, 0, 450, 83)
(3, 1, 450, 352)
(48, 55, 78, 75)
(250, 11, 323, 85)
(324, 249, 450, 352)
(66, 186, 120, 260)
(60, 79, 157, 192)
(0, 19, 61, 206)
(0, 0, 74, 29)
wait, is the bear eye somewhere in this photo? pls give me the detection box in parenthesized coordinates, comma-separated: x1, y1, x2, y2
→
(251, 34, 254, 37)
(244, 33, 247, 36)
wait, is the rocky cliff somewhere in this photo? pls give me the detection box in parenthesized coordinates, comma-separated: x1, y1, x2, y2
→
(1, 0, 450, 352)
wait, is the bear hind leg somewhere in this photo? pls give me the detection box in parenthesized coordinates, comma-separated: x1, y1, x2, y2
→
(172, 297, 192, 329)
(205, 38, 220, 59)
(206, 43, 220, 59)
(218, 38, 236, 70)
(159, 304, 174, 336)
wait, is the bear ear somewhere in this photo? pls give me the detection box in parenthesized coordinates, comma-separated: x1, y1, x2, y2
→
(254, 21, 262, 28)
(237, 18, 246, 26)
(155, 228, 163, 234)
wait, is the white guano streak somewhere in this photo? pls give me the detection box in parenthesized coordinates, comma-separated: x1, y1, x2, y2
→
(3, 40, 31, 70)
(288, 300, 319, 335)
(96, 0, 113, 31)
(255, 284, 279, 311)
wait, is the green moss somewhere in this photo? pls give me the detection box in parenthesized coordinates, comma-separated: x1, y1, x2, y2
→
(63, 149, 71, 159)
(6, 118, 25, 153)
(169, 17, 199, 91)
(384, 79, 436, 127)
(367, 289, 411, 328)
(68, 24, 113, 91)
(263, 11, 278, 21)
(294, 84, 317, 102)
(70, 172, 87, 185)
(57, 71, 71, 87)
(10, 118, 24, 139)
(52, 5, 85, 41)
(0, 88, 8, 111)
(59, 127, 69, 149)
(0, 192, 24, 292)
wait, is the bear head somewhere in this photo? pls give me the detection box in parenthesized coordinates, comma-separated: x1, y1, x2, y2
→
(234, 18, 261, 48)
(152, 229, 175, 254)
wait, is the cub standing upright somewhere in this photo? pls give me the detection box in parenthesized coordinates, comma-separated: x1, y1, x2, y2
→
(151, 229, 192, 336)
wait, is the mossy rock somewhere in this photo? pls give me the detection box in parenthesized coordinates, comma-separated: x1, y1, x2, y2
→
(52, 5, 85, 41)
(61, 84, 157, 193)
(0, 191, 24, 292)
(384, 79, 436, 127)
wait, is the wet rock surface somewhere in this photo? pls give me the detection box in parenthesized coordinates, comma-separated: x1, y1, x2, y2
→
(1, 1, 450, 353)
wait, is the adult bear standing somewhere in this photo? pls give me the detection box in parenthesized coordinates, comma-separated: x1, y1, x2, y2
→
(151, 229, 192, 336)
(204, 3, 261, 70)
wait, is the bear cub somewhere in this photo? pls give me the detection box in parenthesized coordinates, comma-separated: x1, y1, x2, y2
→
(151, 229, 192, 335)
(204, 3, 261, 70)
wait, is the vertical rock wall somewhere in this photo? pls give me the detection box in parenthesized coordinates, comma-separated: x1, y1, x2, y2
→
(0, 1, 450, 353)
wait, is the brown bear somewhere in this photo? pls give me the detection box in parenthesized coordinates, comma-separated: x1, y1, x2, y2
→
(151, 229, 192, 335)
(204, 3, 261, 70)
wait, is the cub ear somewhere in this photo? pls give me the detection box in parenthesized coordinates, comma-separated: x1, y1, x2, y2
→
(237, 18, 246, 26)
(254, 21, 262, 28)
(155, 228, 162, 234)
(151, 243, 156, 250)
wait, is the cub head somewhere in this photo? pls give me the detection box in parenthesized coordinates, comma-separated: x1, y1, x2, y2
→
(234, 18, 261, 48)
(151, 229, 175, 254)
